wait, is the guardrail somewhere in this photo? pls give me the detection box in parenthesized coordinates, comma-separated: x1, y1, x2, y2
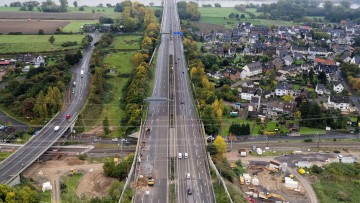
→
(0, 111, 60, 166)
(208, 153, 234, 203)
(5, 113, 76, 185)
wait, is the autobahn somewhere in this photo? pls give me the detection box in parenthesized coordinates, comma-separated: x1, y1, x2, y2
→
(133, 0, 171, 201)
(170, 0, 215, 202)
(0, 33, 101, 184)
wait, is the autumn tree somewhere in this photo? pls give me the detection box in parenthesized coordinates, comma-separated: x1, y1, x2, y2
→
(33, 90, 48, 119)
(213, 135, 226, 155)
(132, 52, 145, 67)
(282, 94, 294, 102)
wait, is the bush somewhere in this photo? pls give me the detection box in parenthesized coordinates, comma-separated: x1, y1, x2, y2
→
(304, 138, 313, 142)
(311, 165, 323, 174)
(38, 29, 44, 35)
(207, 144, 218, 155)
(78, 154, 87, 160)
(61, 41, 78, 47)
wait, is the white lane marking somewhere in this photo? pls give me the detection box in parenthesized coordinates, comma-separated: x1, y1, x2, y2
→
(201, 186, 203, 193)
(198, 172, 200, 179)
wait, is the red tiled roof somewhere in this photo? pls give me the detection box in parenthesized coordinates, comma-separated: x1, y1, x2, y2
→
(315, 58, 335, 65)
(0, 61, 10, 65)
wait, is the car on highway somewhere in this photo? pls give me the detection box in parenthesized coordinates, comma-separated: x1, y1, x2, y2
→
(66, 114, 71, 119)
(147, 175, 155, 186)
(187, 188, 193, 195)
(178, 153, 182, 159)
(72, 89, 75, 94)
(186, 173, 191, 179)
(181, 101, 184, 104)
(112, 138, 118, 142)
(54, 126, 60, 131)
(184, 152, 188, 159)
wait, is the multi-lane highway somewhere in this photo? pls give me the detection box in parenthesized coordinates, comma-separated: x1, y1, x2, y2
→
(0, 34, 101, 184)
(134, 0, 214, 202)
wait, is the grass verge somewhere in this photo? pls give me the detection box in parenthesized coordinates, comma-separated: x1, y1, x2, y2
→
(312, 163, 360, 203)
(40, 190, 51, 203)
(0, 151, 12, 161)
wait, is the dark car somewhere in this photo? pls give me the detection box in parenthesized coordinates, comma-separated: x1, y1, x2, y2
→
(187, 188, 192, 195)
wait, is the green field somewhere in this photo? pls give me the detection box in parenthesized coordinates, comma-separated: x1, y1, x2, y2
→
(60, 173, 83, 202)
(67, 6, 121, 18)
(100, 51, 134, 135)
(112, 35, 142, 50)
(0, 34, 84, 54)
(299, 127, 326, 134)
(197, 7, 296, 27)
(312, 163, 360, 203)
(62, 20, 97, 32)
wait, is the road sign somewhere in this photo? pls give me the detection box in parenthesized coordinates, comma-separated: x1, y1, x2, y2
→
(173, 31, 183, 35)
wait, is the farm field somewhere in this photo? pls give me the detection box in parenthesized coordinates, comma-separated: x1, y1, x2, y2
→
(198, 7, 296, 27)
(0, 19, 70, 34)
(0, 34, 84, 54)
(0, 11, 102, 20)
(62, 20, 97, 32)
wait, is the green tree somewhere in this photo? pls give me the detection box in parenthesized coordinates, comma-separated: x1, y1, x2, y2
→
(73, 1, 77, 7)
(52, 86, 62, 111)
(206, 144, 218, 155)
(103, 117, 110, 135)
(229, 123, 241, 136)
(282, 94, 294, 102)
(340, 0, 351, 9)
(59, 0, 68, 12)
(33, 90, 48, 119)
(48, 35, 55, 45)
(213, 135, 226, 154)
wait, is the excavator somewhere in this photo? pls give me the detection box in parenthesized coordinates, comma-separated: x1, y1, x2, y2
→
(259, 193, 285, 201)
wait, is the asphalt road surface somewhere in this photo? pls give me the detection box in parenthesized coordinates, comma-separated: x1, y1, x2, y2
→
(169, 0, 215, 202)
(134, 0, 171, 201)
(0, 33, 101, 184)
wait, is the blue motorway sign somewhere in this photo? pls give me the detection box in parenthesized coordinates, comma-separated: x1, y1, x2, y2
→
(173, 31, 183, 35)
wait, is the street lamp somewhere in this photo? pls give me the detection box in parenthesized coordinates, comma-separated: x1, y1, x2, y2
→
(317, 133, 320, 147)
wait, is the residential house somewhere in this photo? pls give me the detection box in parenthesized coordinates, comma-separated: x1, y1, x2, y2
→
(240, 62, 263, 79)
(315, 58, 336, 66)
(328, 96, 350, 113)
(207, 71, 223, 80)
(333, 82, 344, 93)
(213, 47, 224, 55)
(351, 55, 360, 67)
(250, 26, 269, 35)
(240, 87, 259, 101)
(242, 80, 254, 88)
(291, 45, 308, 54)
(327, 72, 339, 82)
(275, 83, 297, 96)
(308, 47, 332, 56)
(16, 53, 33, 63)
(315, 83, 326, 95)
(318, 64, 338, 74)
(283, 102, 297, 115)
(223, 68, 241, 81)
(248, 96, 261, 112)
(283, 55, 293, 66)
(34, 55, 45, 68)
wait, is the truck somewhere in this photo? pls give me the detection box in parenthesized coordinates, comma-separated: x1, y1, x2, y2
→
(80, 70, 84, 77)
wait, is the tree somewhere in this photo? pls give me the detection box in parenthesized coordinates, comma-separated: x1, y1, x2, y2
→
(206, 144, 218, 155)
(214, 135, 226, 154)
(73, 1, 77, 7)
(106, 3, 112, 7)
(132, 52, 145, 67)
(317, 71, 327, 84)
(38, 29, 44, 35)
(229, 123, 241, 136)
(340, 0, 351, 9)
(323, 1, 333, 11)
(48, 35, 55, 45)
(295, 110, 302, 122)
(214, 3, 221, 7)
(59, 0, 68, 12)
(282, 94, 294, 102)
(103, 117, 110, 135)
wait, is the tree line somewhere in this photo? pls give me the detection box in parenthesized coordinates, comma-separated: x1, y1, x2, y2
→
(120, 7, 160, 135)
(0, 184, 39, 202)
(177, 1, 201, 21)
(9, 0, 68, 12)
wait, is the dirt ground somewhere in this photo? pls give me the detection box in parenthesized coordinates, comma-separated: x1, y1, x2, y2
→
(0, 11, 102, 20)
(191, 21, 225, 33)
(0, 70, 6, 81)
(23, 157, 113, 202)
(0, 20, 70, 34)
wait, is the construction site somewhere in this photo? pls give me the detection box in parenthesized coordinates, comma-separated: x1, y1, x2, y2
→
(237, 160, 309, 203)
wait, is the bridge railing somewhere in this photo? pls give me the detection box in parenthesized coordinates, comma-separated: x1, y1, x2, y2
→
(0, 111, 59, 166)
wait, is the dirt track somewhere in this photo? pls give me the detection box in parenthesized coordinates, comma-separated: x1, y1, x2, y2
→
(23, 157, 113, 203)
(0, 11, 102, 20)
(0, 20, 70, 34)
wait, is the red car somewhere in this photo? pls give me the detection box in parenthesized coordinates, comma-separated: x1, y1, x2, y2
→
(66, 114, 71, 119)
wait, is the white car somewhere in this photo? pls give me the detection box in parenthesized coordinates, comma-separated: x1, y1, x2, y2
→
(184, 152, 188, 159)
(178, 153, 182, 159)
(112, 138, 118, 142)
(54, 126, 60, 131)
(186, 173, 191, 179)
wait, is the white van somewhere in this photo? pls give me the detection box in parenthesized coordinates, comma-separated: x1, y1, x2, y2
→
(186, 173, 190, 179)
(184, 152, 188, 159)
(178, 153, 182, 159)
